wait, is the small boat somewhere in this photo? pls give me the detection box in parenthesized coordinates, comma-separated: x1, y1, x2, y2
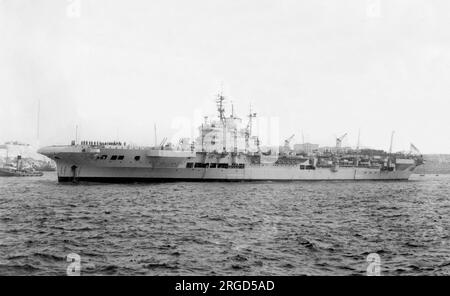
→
(0, 166, 44, 177)
(0, 155, 43, 177)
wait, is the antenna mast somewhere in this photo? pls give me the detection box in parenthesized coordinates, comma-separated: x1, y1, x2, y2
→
(201, 123, 205, 152)
(245, 104, 257, 152)
(217, 93, 226, 121)
(356, 129, 361, 151)
(230, 101, 235, 118)
(356, 129, 361, 167)
(387, 130, 395, 170)
(233, 127, 238, 154)
(217, 93, 227, 152)
(75, 125, 78, 144)
(389, 130, 395, 155)
(154, 123, 157, 147)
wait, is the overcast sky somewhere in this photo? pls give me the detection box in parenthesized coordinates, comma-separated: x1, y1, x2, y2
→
(1, 0, 450, 153)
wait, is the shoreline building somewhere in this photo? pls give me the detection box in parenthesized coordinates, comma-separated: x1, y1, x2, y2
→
(294, 143, 319, 155)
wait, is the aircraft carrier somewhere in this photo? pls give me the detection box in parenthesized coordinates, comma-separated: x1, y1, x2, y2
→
(38, 95, 423, 183)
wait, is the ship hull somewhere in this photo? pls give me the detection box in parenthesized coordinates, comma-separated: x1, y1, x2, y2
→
(54, 165, 414, 183)
(57, 176, 411, 183)
(0, 168, 44, 177)
(38, 146, 417, 183)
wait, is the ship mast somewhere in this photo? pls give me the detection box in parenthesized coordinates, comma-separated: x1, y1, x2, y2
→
(154, 123, 157, 147)
(231, 101, 235, 118)
(256, 137, 261, 153)
(217, 93, 225, 121)
(5, 145, 9, 165)
(356, 129, 361, 166)
(75, 125, 78, 145)
(217, 93, 227, 152)
(201, 123, 205, 152)
(389, 130, 395, 155)
(388, 130, 395, 169)
(245, 105, 257, 153)
(16, 155, 21, 171)
(233, 127, 238, 154)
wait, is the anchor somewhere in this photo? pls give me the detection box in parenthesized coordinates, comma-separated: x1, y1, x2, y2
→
(71, 165, 79, 183)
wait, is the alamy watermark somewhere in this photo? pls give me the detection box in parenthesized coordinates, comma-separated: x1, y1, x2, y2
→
(366, 0, 382, 19)
(366, 253, 381, 276)
(66, 253, 81, 276)
(66, 0, 81, 19)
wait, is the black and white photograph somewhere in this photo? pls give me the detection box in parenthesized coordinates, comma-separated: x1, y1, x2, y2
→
(0, 0, 449, 287)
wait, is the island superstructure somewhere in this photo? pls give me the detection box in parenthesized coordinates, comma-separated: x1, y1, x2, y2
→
(38, 95, 423, 182)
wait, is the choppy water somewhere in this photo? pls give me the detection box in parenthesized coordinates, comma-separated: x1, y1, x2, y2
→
(0, 172, 449, 276)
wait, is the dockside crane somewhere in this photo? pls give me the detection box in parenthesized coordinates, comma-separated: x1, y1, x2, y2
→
(335, 133, 347, 149)
(284, 134, 295, 150)
(159, 137, 167, 149)
(410, 143, 421, 155)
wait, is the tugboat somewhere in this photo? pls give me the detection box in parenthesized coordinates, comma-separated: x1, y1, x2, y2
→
(0, 155, 43, 177)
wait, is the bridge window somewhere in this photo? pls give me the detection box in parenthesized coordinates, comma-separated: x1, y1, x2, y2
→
(118, 155, 124, 160)
(218, 163, 229, 169)
(134, 156, 140, 161)
(186, 162, 193, 168)
(238, 164, 245, 169)
(209, 163, 217, 168)
(110, 155, 118, 160)
(100, 155, 108, 160)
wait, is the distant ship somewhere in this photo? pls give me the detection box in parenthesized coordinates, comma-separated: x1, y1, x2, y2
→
(38, 95, 423, 183)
